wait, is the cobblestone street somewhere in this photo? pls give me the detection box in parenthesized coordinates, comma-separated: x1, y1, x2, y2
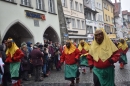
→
(22, 50, 130, 86)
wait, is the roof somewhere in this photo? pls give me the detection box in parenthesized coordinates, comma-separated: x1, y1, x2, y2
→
(122, 10, 128, 15)
(128, 12, 130, 16)
(114, 2, 121, 17)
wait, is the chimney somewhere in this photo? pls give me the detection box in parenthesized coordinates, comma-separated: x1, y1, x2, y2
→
(115, 0, 117, 3)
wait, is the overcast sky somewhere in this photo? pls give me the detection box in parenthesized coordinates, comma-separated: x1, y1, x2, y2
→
(111, 0, 130, 11)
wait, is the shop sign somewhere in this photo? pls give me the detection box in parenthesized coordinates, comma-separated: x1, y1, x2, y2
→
(107, 34, 116, 38)
(25, 10, 45, 20)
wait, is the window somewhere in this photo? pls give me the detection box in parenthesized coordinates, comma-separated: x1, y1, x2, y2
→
(99, 4, 100, 9)
(70, 0, 74, 9)
(108, 16, 110, 22)
(6, 0, 14, 2)
(77, 20, 80, 29)
(112, 27, 115, 33)
(87, 26, 93, 34)
(105, 25, 110, 33)
(34, 20, 39, 27)
(75, 2, 78, 11)
(94, 27, 97, 32)
(86, 12, 91, 20)
(62, 0, 67, 7)
(72, 18, 76, 28)
(65, 17, 69, 27)
(82, 21, 85, 29)
(104, 3, 106, 8)
(48, 0, 55, 13)
(111, 7, 113, 13)
(112, 18, 114, 24)
(98, 14, 100, 21)
(21, 0, 31, 6)
(98, 14, 102, 21)
(97, 3, 98, 8)
(107, 5, 109, 10)
(36, 0, 45, 10)
(105, 15, 107, 21)
(93, 13, 96, 21)
(80, 4, 83, 12)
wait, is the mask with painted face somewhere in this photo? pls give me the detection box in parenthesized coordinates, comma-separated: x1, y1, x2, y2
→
(94, 30, 104, 45)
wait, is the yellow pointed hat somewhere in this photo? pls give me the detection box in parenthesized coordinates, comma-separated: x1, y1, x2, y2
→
(78, 40, 90, 51)
(89, 29, 118, 62)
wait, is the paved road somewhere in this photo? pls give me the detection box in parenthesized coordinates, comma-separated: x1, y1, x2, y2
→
(22, 50, 130, 86)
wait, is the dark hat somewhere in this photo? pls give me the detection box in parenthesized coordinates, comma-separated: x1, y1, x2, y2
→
(38, 44, 43, 48)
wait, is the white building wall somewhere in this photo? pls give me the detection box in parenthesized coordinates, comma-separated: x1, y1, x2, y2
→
(0, 0, 61, 44)
(95, 0, 104, 30)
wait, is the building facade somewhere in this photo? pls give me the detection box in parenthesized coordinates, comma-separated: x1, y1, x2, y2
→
(0, 0, 61, 46)
(114, 0, 124, 39)
(122, 10, 130, 38)
(61, 0, 86, 43)
(103, 0, 116, 39)
(84, 0, 98, 42)
(95, 0, 104, 29)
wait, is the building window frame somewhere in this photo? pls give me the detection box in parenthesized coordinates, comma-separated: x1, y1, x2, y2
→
(48, 0, 55, 13)
(21, 0, 31, 7)
(108, 16, 110, 22)
(93, 13, 96, 21)
(36, 0, 45, 11)
(86, 11, 92, 20)
(82, 21, 85, 29)
(6, 0, 14, 2)
(75, 1, 78, 11)
(62, 0, 67, 7)
(87, 26, 93, 34)
(70, 0, 74, 10)
(80, 4, 83, 12)
(94, 27, 97, 33)
(105, 14, 108, 21)
(72, 18, 76, 28)
(77, 19, 80, 29)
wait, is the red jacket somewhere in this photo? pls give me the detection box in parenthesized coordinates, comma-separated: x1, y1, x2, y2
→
(60, 48, 80, 65)
(6, 49, 24, 63)
(87, 50, 120, 68)
(118, 48, 128, 54)
(81, 49, 88, 54)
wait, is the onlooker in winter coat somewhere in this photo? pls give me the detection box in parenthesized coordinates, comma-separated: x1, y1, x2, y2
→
(30, 45, 44, 82)
(21, 42, 30, 81)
